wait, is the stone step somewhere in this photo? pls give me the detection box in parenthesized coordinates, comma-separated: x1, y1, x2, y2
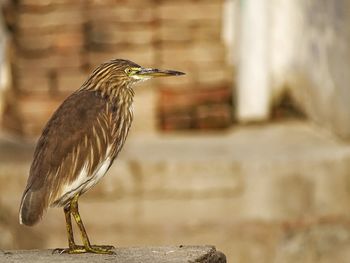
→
(2, 121, 350, 220)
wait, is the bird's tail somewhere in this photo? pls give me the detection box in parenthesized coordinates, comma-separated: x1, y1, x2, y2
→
(19, 188, 47, 226)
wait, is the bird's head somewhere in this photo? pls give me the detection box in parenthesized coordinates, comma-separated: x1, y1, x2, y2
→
(123, 61, 185, 83)
(92, 59, 185, 87)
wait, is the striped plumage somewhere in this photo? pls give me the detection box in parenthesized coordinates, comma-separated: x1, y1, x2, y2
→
(18, 59, 184, 254)
(20, 59, 136, 225)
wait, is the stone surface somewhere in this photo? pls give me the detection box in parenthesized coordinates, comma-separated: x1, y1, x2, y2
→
(0, 246, 226, 263)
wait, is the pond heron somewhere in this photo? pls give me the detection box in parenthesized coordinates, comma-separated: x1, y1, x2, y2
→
(19, 59, 185, 254)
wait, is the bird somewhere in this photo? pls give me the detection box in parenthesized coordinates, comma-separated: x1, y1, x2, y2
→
(18, 59, 185, 254)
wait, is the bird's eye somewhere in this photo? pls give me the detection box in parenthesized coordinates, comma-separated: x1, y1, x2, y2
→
(125, 68, 132, 75)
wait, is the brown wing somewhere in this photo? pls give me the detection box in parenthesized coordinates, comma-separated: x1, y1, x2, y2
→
(19, 90, 116, 226)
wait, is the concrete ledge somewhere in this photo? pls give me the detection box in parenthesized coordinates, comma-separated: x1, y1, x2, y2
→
(0, 246, 226, 263)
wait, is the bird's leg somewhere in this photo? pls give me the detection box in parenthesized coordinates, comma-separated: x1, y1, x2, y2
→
(52, 204, 86, 254)
(53, 196, 114, 255)
(64, 204, 76, 248)
(70, 194, 115, 254)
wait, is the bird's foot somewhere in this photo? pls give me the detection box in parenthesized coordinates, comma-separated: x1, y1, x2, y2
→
(53, 244, 115, 255)
(83, 244, 116, 255)
(91, 244, 115, 250)
(52, 246, 86, 255)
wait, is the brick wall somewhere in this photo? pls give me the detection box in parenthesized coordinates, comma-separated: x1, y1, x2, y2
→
(11, 0, 88, 136)
(5, 0, 232, 137)
(156, 0, 233, 130)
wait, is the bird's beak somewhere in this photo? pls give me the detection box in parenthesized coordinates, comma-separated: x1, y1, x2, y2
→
(137, 68, 185, 78)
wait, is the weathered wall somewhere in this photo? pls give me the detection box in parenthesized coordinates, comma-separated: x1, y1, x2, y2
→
(289, 0, 350, 140)
(269, 0, 350, 139)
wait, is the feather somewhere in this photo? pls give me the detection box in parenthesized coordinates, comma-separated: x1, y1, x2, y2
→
(19, 89, 133, 225)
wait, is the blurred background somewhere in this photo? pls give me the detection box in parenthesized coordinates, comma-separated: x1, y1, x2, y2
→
(1, 0, 350, 262)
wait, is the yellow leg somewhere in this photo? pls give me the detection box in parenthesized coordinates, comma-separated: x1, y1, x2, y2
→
(54, 194, 115, 255)
(53, 203, 86, 254)
(64, 204, 76, 248)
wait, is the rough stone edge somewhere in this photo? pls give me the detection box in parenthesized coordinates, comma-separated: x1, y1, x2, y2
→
(189, 246, 227, 263)
(0, 246, 227, 263)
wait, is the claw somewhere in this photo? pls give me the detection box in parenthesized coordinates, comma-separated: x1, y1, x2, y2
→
(52, 248, 71, 255)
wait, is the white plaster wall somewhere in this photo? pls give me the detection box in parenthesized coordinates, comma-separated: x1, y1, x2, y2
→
(237, 0, 270, 122)
(269, 0, 300, 98)
(0, 6, 10, 127)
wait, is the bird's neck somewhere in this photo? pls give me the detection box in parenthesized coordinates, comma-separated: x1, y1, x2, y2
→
(103, 85, 134, 124)
(80, 81, 135, 126)
(81, 74, 135, 105)
(114, 86, 134, 112)
(85, 83, 134, 106)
